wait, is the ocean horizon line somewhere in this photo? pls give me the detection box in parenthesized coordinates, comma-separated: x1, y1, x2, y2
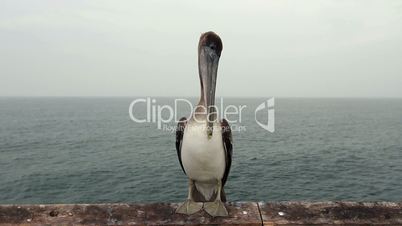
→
(1, 96, 402, 99)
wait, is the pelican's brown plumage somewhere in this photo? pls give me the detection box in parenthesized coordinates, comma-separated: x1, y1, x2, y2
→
(175, 32, 233, 217)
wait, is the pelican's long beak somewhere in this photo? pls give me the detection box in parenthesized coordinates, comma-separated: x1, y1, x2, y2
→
(199, 46, 219, 138)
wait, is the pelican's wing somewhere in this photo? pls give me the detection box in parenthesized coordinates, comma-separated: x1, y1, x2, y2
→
(176, 117, 187, 174)
(221, 118, 233, 186)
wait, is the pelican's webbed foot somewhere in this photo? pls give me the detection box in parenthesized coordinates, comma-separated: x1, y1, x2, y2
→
(176, 199, 203, 215)
(204, 200, 228, 217)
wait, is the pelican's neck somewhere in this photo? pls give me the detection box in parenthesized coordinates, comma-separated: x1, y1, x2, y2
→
(192, 97, 208, 122)
(198, 59, 205, 108)
(197, 96, 205, 108)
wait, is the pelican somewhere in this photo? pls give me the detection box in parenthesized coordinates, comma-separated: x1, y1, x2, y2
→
(175, 31, 233, 217)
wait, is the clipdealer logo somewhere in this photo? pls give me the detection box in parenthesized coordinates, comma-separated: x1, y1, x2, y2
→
(129, 97, 275, 133)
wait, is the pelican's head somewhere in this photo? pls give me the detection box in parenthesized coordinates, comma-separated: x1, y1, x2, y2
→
(198, 31, 223, 138)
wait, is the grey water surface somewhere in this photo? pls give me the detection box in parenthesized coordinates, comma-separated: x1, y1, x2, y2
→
(0, 97, 401, 204)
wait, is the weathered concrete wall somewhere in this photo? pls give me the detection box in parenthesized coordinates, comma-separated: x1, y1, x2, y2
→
(0, 202, 401, 225)
(260, 202, 402, 225)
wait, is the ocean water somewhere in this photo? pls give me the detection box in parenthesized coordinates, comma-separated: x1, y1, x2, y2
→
(0, 97, 401, 204)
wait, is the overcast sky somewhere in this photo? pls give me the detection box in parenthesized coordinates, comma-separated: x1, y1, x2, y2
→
(0, 0, 401, 97)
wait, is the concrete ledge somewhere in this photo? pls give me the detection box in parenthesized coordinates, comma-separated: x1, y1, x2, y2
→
(0, 202, 401, 225)
(260, 201, 402, 225)
(0, 202, 261, 226)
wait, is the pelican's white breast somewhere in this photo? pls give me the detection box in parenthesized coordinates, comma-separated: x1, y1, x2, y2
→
(181, 121, 226, 182)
